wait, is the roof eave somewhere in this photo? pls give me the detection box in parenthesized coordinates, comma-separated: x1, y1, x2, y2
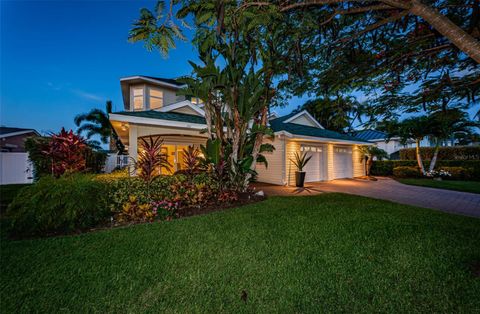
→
(274, 131, 373, 145)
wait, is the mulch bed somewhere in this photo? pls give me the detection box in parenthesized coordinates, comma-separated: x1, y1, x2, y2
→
(177, 194, 265, 218)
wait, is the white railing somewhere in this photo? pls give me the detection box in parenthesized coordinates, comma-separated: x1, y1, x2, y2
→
(104, 154, 130, 173)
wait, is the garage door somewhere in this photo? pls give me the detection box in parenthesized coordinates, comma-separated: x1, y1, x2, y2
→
(302, 145, 324, 182)
(333, 146, 353, 179)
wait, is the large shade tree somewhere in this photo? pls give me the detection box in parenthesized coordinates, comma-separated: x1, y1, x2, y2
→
(298, 95, 366, 133)
(129, 1, 284, 190)
(255, 0, 479, 124)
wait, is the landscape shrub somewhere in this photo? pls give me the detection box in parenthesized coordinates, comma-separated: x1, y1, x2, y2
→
(25, 133, 107, 180)
(6, 174, 110, 237)
(393, 166, 421, 178)
(115, 196, 156, 223)
(399, 146, 480, 161)
(437, 167, 470, 180)
(372, 160, 480, 180)
(100, 172, 225, 221)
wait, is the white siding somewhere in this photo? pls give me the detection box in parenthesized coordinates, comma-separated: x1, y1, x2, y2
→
(289, 115, 318, 127)
(286, 140, 301, 185)
(352, 145, 365, 177)
(256, 137, 285, 185)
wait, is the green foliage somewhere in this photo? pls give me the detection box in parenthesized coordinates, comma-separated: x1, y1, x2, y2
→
(372, 160, 480, 180)
(400, 146, 480, 161)
(3, 194, 480, 313)
(115, 196, 156, 224)
(299, 96, 366, 133)
(74, 101, 125, 153)
(25, 133, 107, 180)
(100, 173, 224, 215)
(393, 166, 422, 178)
(6, 174, 110, 237)
(437, 167, 470, 180)
(290, 152, 312, 172)
(24, 136, 51, 179)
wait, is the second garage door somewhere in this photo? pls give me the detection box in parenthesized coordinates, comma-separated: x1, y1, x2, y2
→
(333, 146, 353, 179)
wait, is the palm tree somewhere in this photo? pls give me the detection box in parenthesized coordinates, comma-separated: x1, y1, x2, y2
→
(74, 100, 125, 153)
(384, 116, 434, 175)
(358, 146, 389, 177)
(428, 108, 478, 171)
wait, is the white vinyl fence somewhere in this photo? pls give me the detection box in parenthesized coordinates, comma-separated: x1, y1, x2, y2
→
(0, 152, 34, 185)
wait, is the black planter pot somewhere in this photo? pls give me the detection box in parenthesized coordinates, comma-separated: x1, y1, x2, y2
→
(295, 171, 306, 187)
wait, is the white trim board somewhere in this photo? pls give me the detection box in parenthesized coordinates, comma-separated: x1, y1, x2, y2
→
(283, 110, 324, 129)
(109, 113, 207, 130)
(157, 100, 205, 116)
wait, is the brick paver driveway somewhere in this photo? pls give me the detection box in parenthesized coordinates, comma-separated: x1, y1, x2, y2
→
(253, 177, 480, 218)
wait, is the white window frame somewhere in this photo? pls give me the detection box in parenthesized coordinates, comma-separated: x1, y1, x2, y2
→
(130, 85, 146, 111)
(148, 87, 164, 110)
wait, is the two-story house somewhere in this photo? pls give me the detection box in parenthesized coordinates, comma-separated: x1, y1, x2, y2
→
(109, 76, 371, 185)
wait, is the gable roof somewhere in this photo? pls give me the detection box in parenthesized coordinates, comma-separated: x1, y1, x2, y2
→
(111, 110, 206, 125)
(282, 110, 324, 129)
(0, 127, 39, 138)
(352, 129, 388, 141)
(158, 100, 205, 116)
(120, 76, 185, 88)
(270, 113, 370, 143)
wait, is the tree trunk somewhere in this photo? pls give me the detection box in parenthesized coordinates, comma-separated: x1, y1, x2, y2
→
(244, 106, 268, 187)
(204, 102, 213, 140)
(415, 139, 426, 175)
(429, 140, 440, 172)
(366, 157, 373, 177)
(410, 0, 480, 63)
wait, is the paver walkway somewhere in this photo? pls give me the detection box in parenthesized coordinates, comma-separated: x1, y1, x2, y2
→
(252, 177, 480, 218)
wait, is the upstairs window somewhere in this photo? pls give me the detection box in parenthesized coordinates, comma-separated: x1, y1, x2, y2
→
(132, 87, 144, 111)
(190, 97, 204, 106)
(149, 87, 164, 110)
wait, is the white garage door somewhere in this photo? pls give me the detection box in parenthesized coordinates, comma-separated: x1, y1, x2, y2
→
(333, 146, 353, 179)
(302, 145, 324, 182)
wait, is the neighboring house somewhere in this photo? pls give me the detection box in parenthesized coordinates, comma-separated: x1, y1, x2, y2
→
(0, 127, 40, 152)
(0, 127, 39, 184)
(109, 75, 371, 185)
(353, 129, 456, 158)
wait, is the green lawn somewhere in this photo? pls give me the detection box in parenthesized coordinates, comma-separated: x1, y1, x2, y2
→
(1, 194, 479, 313)
(397, 178, 480, 194)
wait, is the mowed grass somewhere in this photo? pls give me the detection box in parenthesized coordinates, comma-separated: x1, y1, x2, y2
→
(1, 194, 479, 313)
(397, 178, 480, 194)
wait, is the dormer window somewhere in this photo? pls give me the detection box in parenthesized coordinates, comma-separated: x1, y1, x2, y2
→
(133, 87, 144, 111)
(190, 97, 204, 106)
(149, 87, 164, 110)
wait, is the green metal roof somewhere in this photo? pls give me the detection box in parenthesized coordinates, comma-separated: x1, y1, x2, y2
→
(112, 110, 206, 125)
(113, 110, 368, 143)
(269, 113, 370, 143)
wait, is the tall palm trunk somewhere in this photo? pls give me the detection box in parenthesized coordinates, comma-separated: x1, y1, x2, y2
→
(415, 138, 426, 175)
(244, 106, 268, 187)
(428, 138, 441, 172)
(410, 0, 480, 63)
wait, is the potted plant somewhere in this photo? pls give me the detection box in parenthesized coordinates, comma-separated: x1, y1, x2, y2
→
(290, 152, 312, 187)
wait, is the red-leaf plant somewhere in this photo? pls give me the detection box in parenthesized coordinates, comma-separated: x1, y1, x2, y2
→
(42, 128, 87, 177)
(136, 136, 171, 183)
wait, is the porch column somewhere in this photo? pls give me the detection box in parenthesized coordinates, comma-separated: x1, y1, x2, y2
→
(129, 124, 138, 176)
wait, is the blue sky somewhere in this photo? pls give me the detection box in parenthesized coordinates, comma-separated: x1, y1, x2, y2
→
(0, 0, 308, 135)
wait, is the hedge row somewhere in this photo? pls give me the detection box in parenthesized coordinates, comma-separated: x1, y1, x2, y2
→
(371, 160, 480, 180)
(399, 146, 480, 161)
